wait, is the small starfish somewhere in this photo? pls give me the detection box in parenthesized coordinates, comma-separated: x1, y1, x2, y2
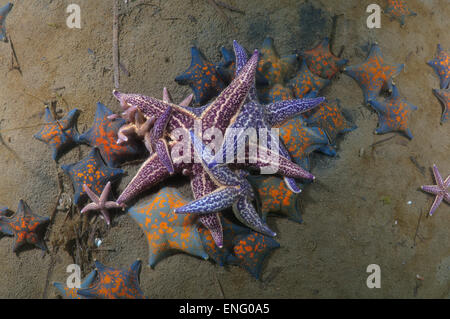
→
(199, 216, 280, 279)
(432, 88, 450, 124)
(421, 164, 449, 216)
(175, 46, 227, 104)
(0, 200, 49, 252)
(289, 60, 330, 98)
(175, 130, 276, 237)
(344, 44, 404, 103)
(427, 44, 450, 90)
(0, 2, 13, 42)
(81, 182, 121, 225)
(384, 0, 417, 26)
(247, 175, 303, 223)
(305, 99, 357, 150)
(77, 260, 146, 299)
(127, 187, 208, 268)
(34, 107, 80, 161)
(61, 147, 123, 205)
(301, 37, 348, 79)
(368, 85, 417, 139)
(78, 102, 143, 167)
(53, 270, 97, 299)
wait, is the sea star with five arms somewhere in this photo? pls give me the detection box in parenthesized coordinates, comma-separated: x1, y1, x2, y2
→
(368, 85, 417, 139)
(384, 0, 417, 26)
(0, 2, 13, 42)
(344, 44, 404, 103)
(289, 60, 330, 99)
(432, 88, 450, 124)
(112, 47, 317, 247)
(0, 200, 49, 252)
(34, 107, 80, 161)
(127, 187, 208, 268)
(53, 270, 97, 299)
(81, 181, 121, 225)
(77, 260, 146, 299)
(427, 44, 450, 90)
(421, 165, 449, 216)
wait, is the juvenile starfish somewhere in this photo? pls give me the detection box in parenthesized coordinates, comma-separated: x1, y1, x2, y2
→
(175, 46, 227, 104)
(247, 175, 303, 223)
(289, 60, 331, 98)
(53, 270, 97, 299)
(368, 85, 417, 139)
(81, 182, 121, 225)
(113, 48, 313, 247)
(61, 147, 123, 205)
(0, 200, 49, 252)
(432, 88, 450, 124)
(77, 260, 146, 299)
(0, 2, 13, 42)
(344, 44, 404, 103)
(34, 107, 80, 161)
(175, 130, 276, 237)
(427, 44, 450, 90)
(305, 99, 357, 151)
(128, 187, 208, 268)
(301, 38, 348, 79)
(199, 216, 280, 279)
(78, 102, 143, 167)
(384, 0, 417, 26)
(421, 165, 449, 216)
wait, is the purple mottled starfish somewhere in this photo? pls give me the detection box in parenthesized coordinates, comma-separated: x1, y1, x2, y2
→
(421, 164, 449, 216)
(112, 48, 315, 247)
(81, 182, 121, 225)
(176, 130, 276, 237)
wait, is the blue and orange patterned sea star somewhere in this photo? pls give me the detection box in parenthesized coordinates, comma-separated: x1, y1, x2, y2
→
(301, 37, 348, 80)
(0, 2, 13, 42)
(127, 187, 208, 268)
(432, 88, 450, 124)
(77, 260, 146, 299)
(289, 60, 330, 98)
(0, 200, 49, 252)
(368, 85, 417, 139)
(421, 164, 449, 216)
(78, 102, 143, 168)
(61, 147, 123, 205)
(53, 270, 97, 299)
(384, 0, 417, 26)
(344, 44, 404, 103)
(427, 44, 450, 90)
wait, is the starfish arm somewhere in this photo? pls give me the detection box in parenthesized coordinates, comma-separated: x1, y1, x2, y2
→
(154, 139, 175, 174)
(421, 185, 441, 195)
(100, 209, 111, 225)
(82, 184, 100, 203)
(116, 153, 171, 205)
(162, 87, 172, 103)
(81, 202, 100, 214)
(432, 164, 445, 188)
(179, 94, 194, 107)
(232, 197, 276, 237)
(264, 97, 325, 126)
(175, 187, 240, 214)
(104, 201, 121, 210)
(152, 106, 172, 139)
(233, 40, 249, 75)
(444, 175, 450, 188)
(199, 214, 224, 248)
(99, 181, 112, 204)
(428, 194, 443, 216)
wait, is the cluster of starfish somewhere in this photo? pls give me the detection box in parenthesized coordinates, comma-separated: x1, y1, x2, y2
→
(428, 44, 449, 124)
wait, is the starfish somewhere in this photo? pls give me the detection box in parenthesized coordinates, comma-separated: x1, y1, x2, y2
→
(368, 85, 417, 139)
(61, 147, 123, 205)
(175, 130, 276, 237)
(112, 48, 315, 247)
(81, 181, 121, 225)
(344, 44, 404, 103)
(421, 164, 449, 216)
(384, 0, 417, 26)
(289, 60, 330, 98)
(247, 175, 303, 223)
(175, 46, 227, 104)
(216, 46, 236, 84)
(432, 88, 450, 124)
(261, 83, 295, 103)
(127, 187, 208, 268)
(34, 107, 80, 161)
(77, 260, 146, 299)
(199, 216, 279, 279)
(53, 270, 97, 299)
(301, 37, 348, 80)
(305, 99, 357, 151)
(0, 2, 13, 42)
(427, 44, 450, 90)
(78, 102, 143, 167)
(0, 200, 49, 252)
